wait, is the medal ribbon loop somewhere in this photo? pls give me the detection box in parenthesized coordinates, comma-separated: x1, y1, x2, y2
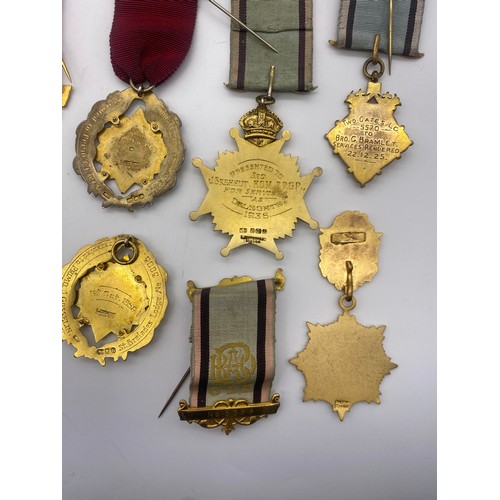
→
(110, 0, 198, 87)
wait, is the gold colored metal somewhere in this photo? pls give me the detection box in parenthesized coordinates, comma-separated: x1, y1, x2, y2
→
(344, 261, 353, 301)
(62, 235, 168, 365)
(76, 261, 149, 344)
(325, 63, 413, 186)
(274, 268, 286, 292)
(319, 211, 382, 291)
(291, 210, 396, 420)
(111, 237, 139, 264)
(187, 268, 285, 302)
(190, 85, 322, 259)
(62, 85, 72, 107)
(362, 57, 385, 81)
(389, 0, 393, 74)
(178, 394, 281, 435)
(62, 59, 72, 107)
(95, 107, 167, 193)
(215, 275, 255, 289)
(372, 33, 380, 65)
(208, 0, 278, 53)
(290, 309, 397, 421)
(267, 65, 276, 97)
(74, 87, 184, 209)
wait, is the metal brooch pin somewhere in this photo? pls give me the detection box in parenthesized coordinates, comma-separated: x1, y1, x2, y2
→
(208, 0, 278, 53)
(388, 0, 393, 74)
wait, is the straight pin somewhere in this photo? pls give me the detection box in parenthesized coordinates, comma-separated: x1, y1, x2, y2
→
(62, 59, 72, 83)
(388, 0, 393, 74)
(157, 367, 190, 419)
(208, 0, 278, 53)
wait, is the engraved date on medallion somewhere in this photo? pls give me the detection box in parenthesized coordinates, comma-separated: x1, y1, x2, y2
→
(325, 81, 412, 187)
(191, 119, 321, 258)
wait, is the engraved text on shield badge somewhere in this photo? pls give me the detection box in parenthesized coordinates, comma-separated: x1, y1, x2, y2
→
(325, 81, 412, 187)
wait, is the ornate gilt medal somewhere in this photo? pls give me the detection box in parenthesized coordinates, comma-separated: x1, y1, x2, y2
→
(62, 235, 168, 365)
(325, 35, 412, 187)
(190, 67, 322, 259)
(74, 87, 184, 209)
(72, 0, 198, 209)
(290, 211, 397, 420)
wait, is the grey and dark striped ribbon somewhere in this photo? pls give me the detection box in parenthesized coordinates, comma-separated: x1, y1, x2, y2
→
(336, 0, 425, 57)
(189, 279, 277, 408)
(228, 0, 314, 92)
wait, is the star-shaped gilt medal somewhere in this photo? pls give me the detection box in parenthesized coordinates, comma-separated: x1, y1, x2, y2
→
(290, 311, 397, 421)
(190, 99, 322, 259)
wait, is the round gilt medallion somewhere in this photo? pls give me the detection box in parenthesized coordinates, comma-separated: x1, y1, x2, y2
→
(62, 235, 168, 365)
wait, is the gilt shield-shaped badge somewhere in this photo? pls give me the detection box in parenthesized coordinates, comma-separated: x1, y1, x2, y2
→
(325, 81, 412, 187)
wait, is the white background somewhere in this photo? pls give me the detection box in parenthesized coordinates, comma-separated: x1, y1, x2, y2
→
(61, 1, 435, 498)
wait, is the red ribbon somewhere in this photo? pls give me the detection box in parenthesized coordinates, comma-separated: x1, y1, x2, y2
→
(110, 0, 198, 87)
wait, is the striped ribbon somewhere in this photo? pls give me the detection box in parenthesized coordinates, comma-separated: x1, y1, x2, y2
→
(189, 279, 277, 408)
(335, 0, 425, 57)
(227, 0, 314, 92)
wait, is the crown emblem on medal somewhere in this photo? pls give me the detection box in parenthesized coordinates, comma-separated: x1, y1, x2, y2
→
(239, 103, 283, 146)
(189, 66, 322, 259)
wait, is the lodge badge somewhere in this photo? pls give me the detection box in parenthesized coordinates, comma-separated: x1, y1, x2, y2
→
(325, 81, 412, 187)
(62, 235, 168, 365)
(290, 211, 397, 420)
(74, 87, 184, 210)
(174, 271, 285, 434)
(190, 90, 322, 259)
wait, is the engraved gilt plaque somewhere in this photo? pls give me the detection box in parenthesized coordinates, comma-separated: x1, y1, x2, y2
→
(325, 81, 412, 187)
(76, 262, 149, 343)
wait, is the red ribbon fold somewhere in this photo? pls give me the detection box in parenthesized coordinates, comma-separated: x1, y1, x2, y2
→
(110, 0, 198, 86)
